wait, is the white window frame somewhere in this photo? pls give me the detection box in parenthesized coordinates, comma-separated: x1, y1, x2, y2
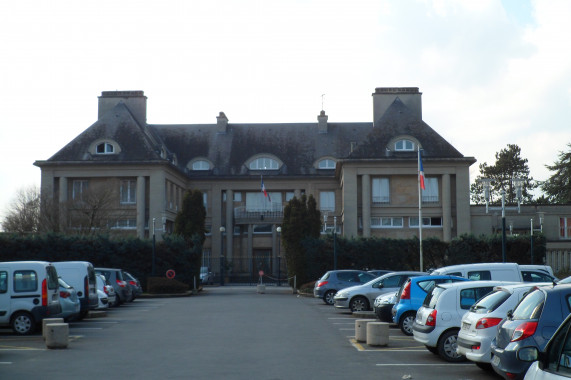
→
(422, 177, 439, 203)
(110, 219, 137, 230)
(395, 139, 415, 151)
(318, 159, 336, 169)
(371, 217, 403, 228)
(320, 191, 335, 212)
(249, 157, 279, 170)
(96, 142, 114, 154)
(372, 178, 390, 204)
(561, 217, 571, 239)
(120, 180, 136, 204)
(192, 160, 210, 170)
(409, 217, 443, 228)
(72, 180, 89, 201)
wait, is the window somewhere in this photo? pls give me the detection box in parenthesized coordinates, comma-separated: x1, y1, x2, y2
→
(522, 271, 554, 282)
(318, 159, 336, 169)
(372, 178, 390, 204)
(192, 160, 210, 170)
(233, 193, 242, 202)
(467, 271, 491, 281)
(72, 180, 89, 201)
(395, 139, 415, 151)
(371, 217, 403, 228)
(561, 218, 571, 239)
(203, 192, 208, 209)
(246, 192, 282, 211)
(249, 157, 279, 170)
(286, 192, 295, 202)
(253, 224, 272, 234)
(111, 219, 136, 229)
(120, 180, 136, 204)
(96, 142, 114, 154)
(422, 177, 439, 203)
(543, 313, 571, 376)
(0, 271, 7, 293)
(409, 217, 442, 227)
(14, 270, 37, 292)
(459, 287, 494, 309)
(320, 191, 335, 212)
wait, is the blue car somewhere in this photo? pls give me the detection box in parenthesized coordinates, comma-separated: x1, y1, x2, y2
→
(391, 275, 469, 335)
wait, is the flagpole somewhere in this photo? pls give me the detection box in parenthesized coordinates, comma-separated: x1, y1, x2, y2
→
(418, 148, 423, 272)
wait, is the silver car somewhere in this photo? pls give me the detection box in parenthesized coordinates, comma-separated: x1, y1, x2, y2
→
(334, 271, 425, 312)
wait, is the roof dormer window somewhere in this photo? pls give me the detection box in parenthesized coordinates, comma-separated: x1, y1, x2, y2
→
(395, 139, 415, 151)
(248, 157, 279, 170)
(192, 160, 210, 170)
(318, 159, 336, 169)
(96, 142, 115, 154)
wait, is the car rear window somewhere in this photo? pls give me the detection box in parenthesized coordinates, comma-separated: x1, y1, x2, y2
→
(467, 271, 491, 281)
(469, 289, 511, 314)
(418, 280, 437, 293)
(320, 272, 331, 281)
(460, 287, 494, 310)
(424, 286, 445, 308)
(512, 289, 545, 320)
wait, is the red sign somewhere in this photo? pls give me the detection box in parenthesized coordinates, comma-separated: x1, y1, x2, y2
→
(166, 269, 176, 279)
(259, 270, 264, 277)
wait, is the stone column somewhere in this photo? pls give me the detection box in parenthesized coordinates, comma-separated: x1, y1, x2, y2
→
(136, 176, 146, 239)
(226, 189, 233, 262)
(362, 174, 371, 237)
(58, 177, 68, 233)
(442, 174, 451, 242)
(342, 167, 358, 237)
(456, 169, 471, 235)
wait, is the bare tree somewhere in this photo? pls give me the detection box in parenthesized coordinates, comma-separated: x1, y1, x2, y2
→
(1, 186, 41, 233)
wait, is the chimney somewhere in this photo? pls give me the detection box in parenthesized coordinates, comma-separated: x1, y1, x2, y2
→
(98, 91, 147, 126)
(317, 110, 328, 133)
(217, 112, 228, 134)
(372, 87, 422, 127)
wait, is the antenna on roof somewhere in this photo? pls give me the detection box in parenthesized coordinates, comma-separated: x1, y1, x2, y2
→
(321, 94, 325, 111)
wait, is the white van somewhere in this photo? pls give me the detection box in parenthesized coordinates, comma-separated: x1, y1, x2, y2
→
(0, 261, 61, 335)
(430, 262, 555, 283)
(53, 261, 98, 319)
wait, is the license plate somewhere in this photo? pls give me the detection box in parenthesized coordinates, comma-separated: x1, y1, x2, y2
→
(492, 355, 500, 367)
(462, 322, 470, 330)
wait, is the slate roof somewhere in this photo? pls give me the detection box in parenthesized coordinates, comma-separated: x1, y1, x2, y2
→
(38, 96, 474, 176)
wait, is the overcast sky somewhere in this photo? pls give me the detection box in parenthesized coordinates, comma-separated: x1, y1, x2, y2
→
(1, 0, 570, 222)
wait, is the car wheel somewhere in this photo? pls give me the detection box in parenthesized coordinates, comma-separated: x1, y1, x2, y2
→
(11, 312, 35, 335)
(399, 312, 416, 336)
(323, 290, 336, 305)
(349, 296, 369, 312)
(437, 330, 466, 362)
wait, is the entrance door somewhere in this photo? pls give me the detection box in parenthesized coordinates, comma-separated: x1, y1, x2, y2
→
(253, 250, 272, 280)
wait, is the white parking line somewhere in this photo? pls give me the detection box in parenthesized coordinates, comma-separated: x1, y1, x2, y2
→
(376, 363, 475, 366)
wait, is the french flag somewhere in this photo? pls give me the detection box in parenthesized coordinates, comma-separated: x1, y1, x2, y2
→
(261, 175, 271, 202)
(418, 149, 425, 190)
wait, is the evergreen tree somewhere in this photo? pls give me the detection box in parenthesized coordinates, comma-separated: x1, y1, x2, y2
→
(541, 143, 571, 204)
(174, 190, 206, 246)
(470, 144, 536, 204)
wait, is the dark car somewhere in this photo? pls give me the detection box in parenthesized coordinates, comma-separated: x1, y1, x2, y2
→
(314, 270, 377, 305)
(94, 268, 133, 306)
(490, 283, 571, 380)
(124, 271, 143, 301)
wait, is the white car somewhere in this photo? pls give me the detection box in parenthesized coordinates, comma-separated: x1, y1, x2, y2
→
(333, 271, 425, 312)
(97, 289, 109, 309)
(412, 280, 517, 362)
(96, 274, 117, 307)
(457, 283, 548, 369)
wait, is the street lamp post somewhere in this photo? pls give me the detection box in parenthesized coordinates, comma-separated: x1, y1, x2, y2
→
(481, 178, 523, 262)
(219, 226, 225, 286)
(530, 216, 544, 265)
(152, 218, 156, 276)
(276, 226, 282, 287)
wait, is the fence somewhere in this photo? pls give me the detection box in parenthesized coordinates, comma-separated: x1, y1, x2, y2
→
(205, 255, 290, 286)
(546, 250, 571, 274)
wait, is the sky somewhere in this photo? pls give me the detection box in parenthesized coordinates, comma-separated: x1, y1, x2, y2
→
(1, 0, 570, 222)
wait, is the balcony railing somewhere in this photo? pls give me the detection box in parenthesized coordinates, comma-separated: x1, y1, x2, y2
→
(234, 206, 284, 223)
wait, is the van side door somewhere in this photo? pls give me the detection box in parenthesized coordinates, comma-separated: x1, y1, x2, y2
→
(0, 268, 9, 323)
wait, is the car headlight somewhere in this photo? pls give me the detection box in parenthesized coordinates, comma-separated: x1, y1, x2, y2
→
(336, 291, 348, 298)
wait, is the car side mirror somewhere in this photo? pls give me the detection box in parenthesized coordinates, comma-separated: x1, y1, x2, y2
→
(507, 309, 513, 319)
(517, 347, 539, 363)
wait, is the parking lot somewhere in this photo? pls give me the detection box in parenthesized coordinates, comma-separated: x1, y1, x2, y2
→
(0, 286, 502, 379)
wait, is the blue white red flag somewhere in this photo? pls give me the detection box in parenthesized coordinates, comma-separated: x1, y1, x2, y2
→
(261, 175, 271, 202)
(418, 149, 425, 190)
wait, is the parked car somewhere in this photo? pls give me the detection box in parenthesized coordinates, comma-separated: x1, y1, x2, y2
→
(457, 283, 548, 370)
(373, 291, 398, 322)
(124, 271, 143, 301)
(334, 271, 425, 312)
(413, 280, 517, 362)
(0, 261, 62, 335)
(368, 269, 392, 278)
(430, 262, 555, 283)
(200, 267, 214, 285)
(96, 274, 116, 308)
(314, 270, 377, 305)
(54, 277, 81, 322)
(391, 275, 469, 335)
(517, 312, 571, 379)
(53, 261, 98, 319)
(97, 289, 109, 309)
(490, 284, 571, 380)
(94, 268, 133, 305)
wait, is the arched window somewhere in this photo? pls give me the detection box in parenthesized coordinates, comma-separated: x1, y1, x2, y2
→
(318, 159, 336, 169)
(96, 142, 114, 154)
(249, 157, 279, 170)
(395, 139, 415, 151)
(192, 160, 210, 171)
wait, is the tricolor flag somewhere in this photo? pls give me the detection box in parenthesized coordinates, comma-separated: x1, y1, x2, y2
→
(418, 149, 425, 190)
(261, 175, 271, 202)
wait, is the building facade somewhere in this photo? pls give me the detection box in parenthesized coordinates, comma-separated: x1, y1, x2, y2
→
(34, 88, 571, 279)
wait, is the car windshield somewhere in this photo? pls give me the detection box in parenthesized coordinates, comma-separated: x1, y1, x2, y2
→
(512, 289, 545, 320)
(424, 286, 445, 308)
(469, 289, 511, 314)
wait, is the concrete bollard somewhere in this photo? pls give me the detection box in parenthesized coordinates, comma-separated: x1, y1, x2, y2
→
(355, 319, 377, 343)
(367, 322, 389, 346)
(257, 284, 266, 293)
(42, 318, 64, 340)
(45, 323, 69, 349)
